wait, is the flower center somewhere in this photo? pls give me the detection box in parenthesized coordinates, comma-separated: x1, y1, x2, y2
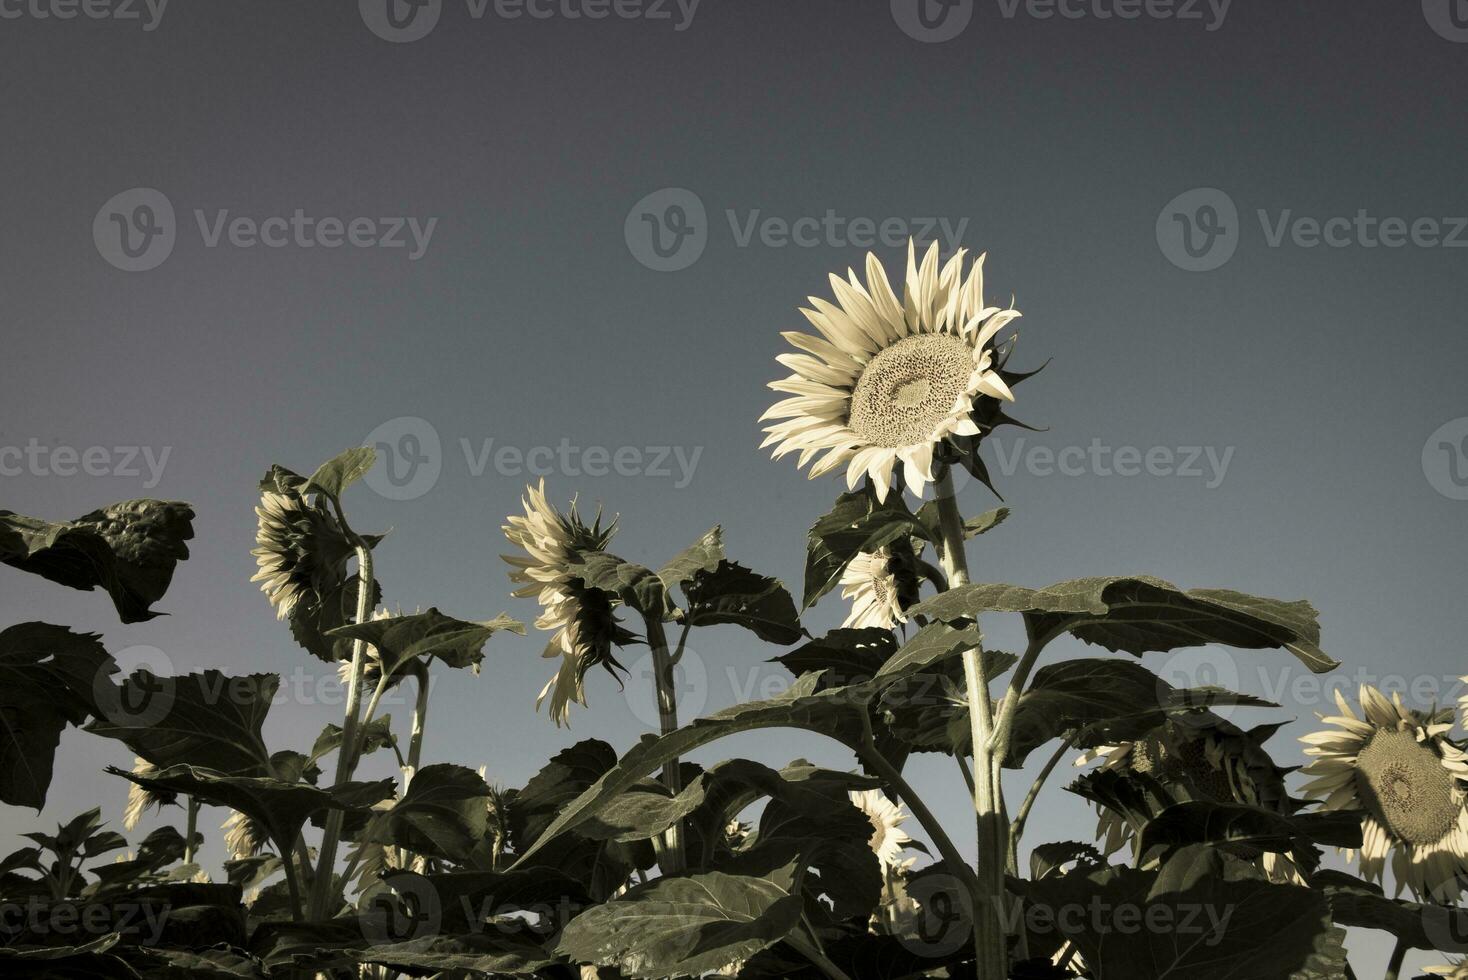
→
(848, 334, 975, 449)
(1355, 728, 1459, 846)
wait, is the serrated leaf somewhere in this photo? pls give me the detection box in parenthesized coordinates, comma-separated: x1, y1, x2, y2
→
(658, 525, 725, 594)
(803, 490, 929, 610)
(557, 871, 804, 979)
(328, 607, 524, 678)
(361, 764, 490, 861)
(572, 552, 672, 620)
(684, 561, 802, 645)
(0, 500, 195, 623)
(773, 628, 897, 686)
(872, 621, 1013, 682)
(302, 447, 377, 502)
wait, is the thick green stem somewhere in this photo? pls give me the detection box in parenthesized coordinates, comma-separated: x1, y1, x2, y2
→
(311, 542, 375, 919)
(183, 796, 199, 865)
(405, 671, 430, 789)
(1383, 938, 1407, 980)
(644, 615, 684, 874)
(933, 466, 1008, 980)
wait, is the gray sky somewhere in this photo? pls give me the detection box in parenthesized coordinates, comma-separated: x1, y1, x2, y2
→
(3, 0, 1467, 972)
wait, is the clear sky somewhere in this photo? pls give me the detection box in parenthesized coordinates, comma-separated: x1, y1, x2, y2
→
(3, 1, 1467, 973)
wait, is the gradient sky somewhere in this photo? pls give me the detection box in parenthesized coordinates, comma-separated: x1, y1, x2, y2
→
(3, 0, 1467, 973)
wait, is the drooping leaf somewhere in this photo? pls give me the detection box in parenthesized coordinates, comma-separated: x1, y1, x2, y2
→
(872, 621, 1013, 683)
(1138, 801, 1362, 862)
(803, 489, 929, 610)
(571, 552, 673, 620)
(302, 447, 377, 503)
(914, 502, 1010, 545)
(912, 575, 1337, 672)
(773, 628, 897, 686)
(361, 763, 491, 861)
(683, 561, 802, 645)
(556, 870, 804, 979)
(0, 500, 195, 623)
(0, 624, 117, 809)
(658, 525, 725, 595)
(309, 715, 397, 768)
(328, 607, 524, 678)
(1316, 869, 1468, 952)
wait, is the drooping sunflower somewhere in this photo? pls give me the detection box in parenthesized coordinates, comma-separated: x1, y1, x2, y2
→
(849, 788, 916, 872)
(1076, 714, 1303, 883)
(250, 481, 354, 621)
(761, 240, 1023, 501)
(1301, 685, 1468, 900)
(839, 549, 907, 630)
(122, 757, 163, 831)
(502, 481, 632, 726)
(1426, 961, 1468, 979)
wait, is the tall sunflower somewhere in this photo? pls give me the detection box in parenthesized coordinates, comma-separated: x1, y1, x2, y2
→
(250, 484, 353, 621)
(1301, 686, 1468, 900)
(502, 481, 632, 726)
(761, 240, 1022, 500)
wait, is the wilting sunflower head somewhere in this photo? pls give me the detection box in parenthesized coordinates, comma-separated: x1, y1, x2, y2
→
(839, 548, 908, 630)
(122, 757, 163, 831)
(503, 481, 631, 726)
(250, 487, 354, 621)
(1426, 961, 1468, 979)
(761, 240, 1024, 501)
(1301, 685, 1468, 900)
(849, 788, 915, 872)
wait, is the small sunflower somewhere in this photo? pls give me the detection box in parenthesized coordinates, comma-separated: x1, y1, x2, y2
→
(1427, 961, 1468, 979)
(839, 549, 907, 630)
(222, 809, 268, 860)
(250, 485, 354, 621)
(850, 788, 915, 872)
(503, 481, 632, 726)
(122, 757, 163, 831)
(1301, 685, 1468, 900)
(761, 240, 1022, 501)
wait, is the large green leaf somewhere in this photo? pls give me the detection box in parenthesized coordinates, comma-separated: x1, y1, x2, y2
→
(873, 621, 1005, 682)
(1316, 869, 1468, 951)
(86, 671, 277, 774)
(361, 763, 490, 861)
(0, 624, 117, 809)
(0, 500, 194, 623)
(328, 607, 524, 677)
(1137, 801, 1362, 862)
(773, 628, 897, 686)
(557, 870, 804, 979)
(302, 447, 377, 502)
(912, 575, 1337, 672)
(658, 525, 725, 594)
(684, 561, 802, 645)
(570, 552, 673, 620)
(253, 918, 551, 976)
(803, 489, 928, 610)
(1013, 845, 1338, 978)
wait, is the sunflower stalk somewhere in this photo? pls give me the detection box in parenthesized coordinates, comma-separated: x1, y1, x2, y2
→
(183, 796, 198, 865)
(310, 539, 375, 920)
(405, 671, 430, 788)
(643, 614, 685, 874)
(933, 464, 1009, 980)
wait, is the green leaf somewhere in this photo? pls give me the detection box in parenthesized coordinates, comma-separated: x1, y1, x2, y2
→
(309, 715, 397, 767)
(912, 575, 1337, 673)
(109, 764, 394, 860)
(1137, 801, 1363, 861)
(773, 628, 897, 686)
(684, 561, 802, 645)
(0, 624, 117, 809)
(1316, 869, 1468, 951)
(915, 502, 1010, 544)
(302, 447, 377, 502)
(86, 671, 278, 774)
(328, 607, 524, 678)
(872, 621, 1012, 683)
(0, 500, 195, 623)
(361, 764, 490, 861)
(572, 552, 673, 620)
(511, 674, 877, 869)
(803, 490, 928, 610)
(556, 870, 804, 979)
(658, 525, 725, 594)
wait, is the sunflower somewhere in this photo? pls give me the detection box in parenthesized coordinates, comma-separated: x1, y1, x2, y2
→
(1426, 962, 1468, 979)
(1076, 715, 1303, 883)
(122, 757, 163, 831)
(850, 788, 916, 872)
(503, 481, 632, 726)
(1301, 685, 1468, 900)
(250, 486, 354, 621)
(839, 549, 907, 630)
(761, 240, 1021, 501)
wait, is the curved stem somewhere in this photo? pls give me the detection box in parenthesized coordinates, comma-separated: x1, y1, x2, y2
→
(644, 615, 684, 874)
(1009, 732, 1079, 873)
(405, 671, 431, 787)
(311, 541, 375, 919)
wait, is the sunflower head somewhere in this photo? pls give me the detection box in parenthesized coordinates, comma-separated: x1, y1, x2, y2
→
(503, 481, 634, 726)
(849, 788, 915, 872)
(122, 757, 164, 831)
(1426, 961, 1468, 979)
(762, 240, 1037, 501)
(1301, 685, 1468, 900)
(250, 471, 355, 621)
